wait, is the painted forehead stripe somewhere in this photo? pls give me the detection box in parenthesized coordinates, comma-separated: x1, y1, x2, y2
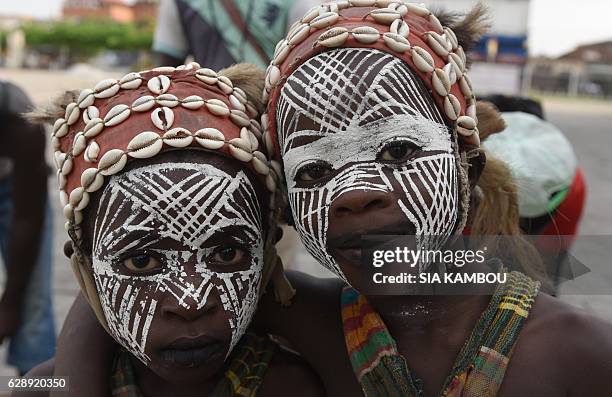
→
(262, 0, 481, 162)
(50, 63, 282, 241)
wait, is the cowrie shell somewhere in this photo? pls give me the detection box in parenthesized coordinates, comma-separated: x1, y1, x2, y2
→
(65, 103, 80, 125)
(444, 94, 461, 121)
(429, 14, 444, 32)
(132, 95, 156, 112)
(406, 3, 431, 17)
(309, 12, 339, 29)
(69, 187, 85, 207)
(351, 0, 376, 6)
(217, 75, 234, 94)
(152, 66, 175, 73)
(383, 32, 411, 53)
(457, 120, 476, 137)
(267, 65, 281, 87)
(246, 103, 258, 119)
(205, 99, 230, 117)
(456, 46, 467, 65)
(467, 101, 477, 121)
(240, 127, 259, 151)
(76, 190, 91, 212)
(459, 74, 473, 98)
(83, 106, 100, 124)
(54, 151, 67, 170)
(53, 118, 68, 138)
(156, 93, 179, 107)
(229, 138, 254, 162)
(252, 151, 270, 175)
(232, 87, 248, 104)
(61, 156, 73, 176)
(72, 133, 87, 156)
(432, 68, 451, 96)
(83, 118, 104, 138)
(59, 190, 68, 207)
(375, 0, 393, 7)
(443, 63, 457, 85)
(147, 75, 171, 95)
(261, 88, 269, 104)
(81, 168, 104, 192)
(425, 32, 451, 57)
(302, 5, 323, 23)
(411, 46, 435, 73)
(195, 128, 225, 149)
(266, 173, 277, 192)
(229, 94, 246, 112)
(288, 23, 311, 46)
(260, 114, 269, 132)
(58, 171, 67, 190)
(195, 68, 218, 85)
(230, 109, 251, 127)
(390, 19, 410, 38)
(444, 27, 459, 49)
(181, 95, 205, 110)
(84, 140, 100, 162)
(457, 115, 476, 130)
(250, 119, 263, 137)
(104, 104, 131, 127)
(270, 160, 283, 181)
(273, 40, 291, 65)
(63, 204, 74, 221)
(98, 149, 127, 176)
(368, 9, 401, 24)
(119, 72, 143, 90)
(73, 210, 84, 225)
(318, 27, 349, 47)
(396, 4, 408, 16)
(334, 0, 350, 9)
(323, 3, 339, 14)
(163, 128, 193, 148)
(263, 129, 274, 156)
(151, 107, 174, 130)
(448, 52, 464, 78)
(127, 131, 163, 159)
(352, 26, 380, 44)
(77, 89, 95, 108)
(94, 78, 119, 98)
(52, 136, 61, 150)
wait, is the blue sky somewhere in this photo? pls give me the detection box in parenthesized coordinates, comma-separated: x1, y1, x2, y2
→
(2, 0, 612, 56)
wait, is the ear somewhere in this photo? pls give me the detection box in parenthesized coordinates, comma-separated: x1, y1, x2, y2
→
(467, 149, 486, 191)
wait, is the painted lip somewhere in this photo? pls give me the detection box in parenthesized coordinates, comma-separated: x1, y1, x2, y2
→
(327, 224, 417, 267)
(158, 335, 226, 368)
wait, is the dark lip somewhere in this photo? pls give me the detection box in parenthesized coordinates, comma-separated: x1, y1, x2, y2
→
(158, 335, 226, 368)
(327, 223, 417, 267)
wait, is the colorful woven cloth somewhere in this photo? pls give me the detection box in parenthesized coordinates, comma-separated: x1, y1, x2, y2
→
(341, 271, 540, 397)
(111, 331, 277, 397)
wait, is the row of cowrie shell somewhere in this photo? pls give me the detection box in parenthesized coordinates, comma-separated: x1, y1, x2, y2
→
(59, 126, 282, 226)
(263, 1, 480, 152)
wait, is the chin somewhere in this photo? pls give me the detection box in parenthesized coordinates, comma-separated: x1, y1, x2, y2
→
(147, 353, 227, 384)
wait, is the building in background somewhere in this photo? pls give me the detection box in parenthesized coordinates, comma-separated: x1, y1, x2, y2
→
(62, 0, 158, 23)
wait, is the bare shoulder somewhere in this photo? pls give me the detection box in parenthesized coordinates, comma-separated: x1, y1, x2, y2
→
(258, 346, 326, 397)
(11, 358, 54, 397)
(521, 294, 612, 395)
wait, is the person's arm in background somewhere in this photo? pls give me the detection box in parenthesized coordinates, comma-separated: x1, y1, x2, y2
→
(50, 293, 116, 397)
(0, 114, 47, 344)
(153, 0, 190, 66)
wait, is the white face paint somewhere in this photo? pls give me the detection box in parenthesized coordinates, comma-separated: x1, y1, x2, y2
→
(91, 163, 264, 364)
(277, 48, 459, 281)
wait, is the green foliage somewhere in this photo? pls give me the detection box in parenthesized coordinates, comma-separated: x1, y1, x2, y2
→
(19, 19, 153, 53)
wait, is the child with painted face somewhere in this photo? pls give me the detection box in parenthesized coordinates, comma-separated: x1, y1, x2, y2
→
(254, 3, 612, 397)
(21, 64, 323, 397)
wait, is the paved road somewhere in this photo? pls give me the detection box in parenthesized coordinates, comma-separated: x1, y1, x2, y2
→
(0, 69, 611, 377)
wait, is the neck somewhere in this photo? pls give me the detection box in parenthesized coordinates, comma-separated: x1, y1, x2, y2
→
(131, 356, 219, 397)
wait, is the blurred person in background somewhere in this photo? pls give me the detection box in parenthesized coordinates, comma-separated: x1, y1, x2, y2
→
(153, 0, 323, 69)
(0, 81, 55, 375)
(480, 95, 586, 292)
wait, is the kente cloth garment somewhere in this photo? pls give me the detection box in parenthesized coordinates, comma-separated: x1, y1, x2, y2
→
(341, 271, 540, 397)
(111, 331, 278, 397)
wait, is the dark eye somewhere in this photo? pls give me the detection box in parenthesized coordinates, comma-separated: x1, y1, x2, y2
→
(122, 254, 161, 274)
(295, 161, 332, 183)
(377, 141, 417, 163)
(210, 247, 247, 267)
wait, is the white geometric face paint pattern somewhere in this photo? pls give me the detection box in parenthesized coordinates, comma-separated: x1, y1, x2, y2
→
(277, 48, 458, 281)
(91, 163, 264, 364)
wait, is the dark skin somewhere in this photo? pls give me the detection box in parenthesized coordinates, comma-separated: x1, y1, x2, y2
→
(16, 150, 324, 397)
(0, 113, 47, 345)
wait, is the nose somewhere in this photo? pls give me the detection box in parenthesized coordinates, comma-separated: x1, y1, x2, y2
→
(330, 190, 393, 218)
(160, 281, 221, 322)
